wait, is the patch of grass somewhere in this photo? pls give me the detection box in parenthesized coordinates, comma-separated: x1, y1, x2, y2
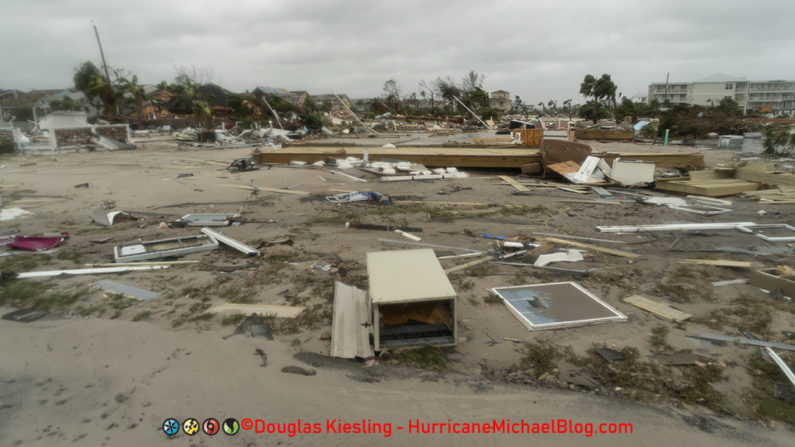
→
(654, 283, 691, 303)
(521, 342, 557, 377)
(528, 205, 556, 215)
(452, 277, 474, 291)
(744, 350, 795, 424)
(650, 326, 673, 352)
(391, 345, 448, 371)
(188, 312, 214, 322)
(483, 293, 502, 305)
(0, 254, 51, 273)
(273, 303, 332, 335)
(132, 310, 152, 321)
(694, 295, 774, 336)
(310, 281, 334, 301)
(581, 345, 727, 412)
(56, 249, 83, 265)
(0, 280, 85, 311)
(105, 293, 136, 319)
(218, 287, 256, 304)
(221, 313, 246, 326)
(499, 206, 529, 217)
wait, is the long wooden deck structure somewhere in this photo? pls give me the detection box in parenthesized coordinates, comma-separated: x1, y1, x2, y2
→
(252, 145, 705, 170)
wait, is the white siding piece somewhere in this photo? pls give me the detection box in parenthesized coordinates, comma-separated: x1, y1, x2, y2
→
(17, 265, 169, 278)
(331, 281, 374, 359)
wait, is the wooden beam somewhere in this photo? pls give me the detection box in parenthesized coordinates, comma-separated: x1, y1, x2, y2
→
(498, 175, 529, 192)
(444, 256, 493, 274)
(250, 146, 705, 170)
(542, 237, 640, 258)
(679, 259, 752, 268)
(217, 184, 311, 195)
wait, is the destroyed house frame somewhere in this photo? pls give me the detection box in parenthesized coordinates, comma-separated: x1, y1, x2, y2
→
(490, 282, 627, 331)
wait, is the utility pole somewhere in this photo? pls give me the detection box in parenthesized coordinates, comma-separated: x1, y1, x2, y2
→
(453, 96, 491, 129)
(91, 21, 113, 94)
(664, 72, 669, 106)
(331, 91, 376, 135)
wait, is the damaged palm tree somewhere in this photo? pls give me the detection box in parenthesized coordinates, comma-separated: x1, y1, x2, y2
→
(74, 61, 115, 121)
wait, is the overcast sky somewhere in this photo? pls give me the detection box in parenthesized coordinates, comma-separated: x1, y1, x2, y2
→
(2, 0, 793, 105)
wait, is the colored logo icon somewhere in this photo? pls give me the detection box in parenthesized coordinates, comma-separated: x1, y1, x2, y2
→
(162, 418, 180, 436)
(203, 418, 220, 436)
(223, 418, 240, 435)
(183, 418, 200, 435)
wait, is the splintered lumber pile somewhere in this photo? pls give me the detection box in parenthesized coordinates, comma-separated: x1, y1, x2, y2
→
(250, 146, 705, 170)
(743, 187, 795, 204)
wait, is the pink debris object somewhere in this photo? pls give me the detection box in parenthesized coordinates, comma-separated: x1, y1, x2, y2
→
(7, 233, 68, 252)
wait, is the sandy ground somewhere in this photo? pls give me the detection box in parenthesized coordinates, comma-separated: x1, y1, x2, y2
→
(0, 135, 794, 445)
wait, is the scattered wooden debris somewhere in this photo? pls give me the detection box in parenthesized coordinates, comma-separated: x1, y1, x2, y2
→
(542, 237, 639, 259)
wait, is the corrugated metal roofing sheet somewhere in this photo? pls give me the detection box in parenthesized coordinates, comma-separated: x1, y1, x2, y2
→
(330, 281, 373, 359)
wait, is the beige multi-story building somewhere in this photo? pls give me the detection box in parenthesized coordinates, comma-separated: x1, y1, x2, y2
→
(489, 90, 512, 112)
(647, 74, 795, 116)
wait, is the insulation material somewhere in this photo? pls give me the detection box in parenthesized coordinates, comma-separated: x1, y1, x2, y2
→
(378, 301, 453, 330)
(612, 158, 655, 185)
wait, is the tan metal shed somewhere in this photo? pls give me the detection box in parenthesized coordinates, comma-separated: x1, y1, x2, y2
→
(367, 249, 457, 350)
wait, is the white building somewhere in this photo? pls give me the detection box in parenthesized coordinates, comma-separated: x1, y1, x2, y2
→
(647, 74, 795, 116)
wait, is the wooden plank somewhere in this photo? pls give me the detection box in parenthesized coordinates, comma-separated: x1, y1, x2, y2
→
(679, 259, 752, 268)
(624, 295, 692, 321)
(472, 137, 513, 144)
(688, 169, 733, 182)
(686, 195, 733, 206)
(555, 185, 590, 194)
(250, 146, 705, 170)
(498, 175, 529, 192)
(217, 184, 311, 195)
(542, 237, 640, 258)
(735, 164, 795, 187)
(444, 256, 493, 274)
(393, 200, 525, 208)
(514, 129, 544, 147)
(575, 129, 634, 141)
(546, 161, 581, 176)
(207, 303, 305, 318)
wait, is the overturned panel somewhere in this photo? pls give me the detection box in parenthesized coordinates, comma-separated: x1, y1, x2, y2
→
(114, 234, 218, 262)
(331, 281, 374, 359)
(490, 282, 627, 331)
